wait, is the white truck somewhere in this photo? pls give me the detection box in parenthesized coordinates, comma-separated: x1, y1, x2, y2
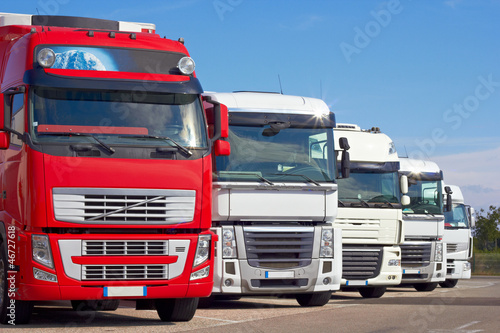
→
(440, 185, 474, 288)
(204, 92, 345, 306)
(398, 158, 446, 291)
(333, 124, 409, 298)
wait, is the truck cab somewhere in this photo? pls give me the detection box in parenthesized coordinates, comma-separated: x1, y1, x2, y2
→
(334, 124, 408, 298)
(205, 91, 343, 307)
(399, 158, 446, 291)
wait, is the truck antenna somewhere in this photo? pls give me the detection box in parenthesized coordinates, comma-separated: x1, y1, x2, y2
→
(278, 74, 283, 95)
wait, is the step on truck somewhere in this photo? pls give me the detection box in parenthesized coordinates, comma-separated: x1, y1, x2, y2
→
(333, 124, 409, 298)
(398, 158, 446, 292)
(440, 185, 474, 288)
(202, 91, 345, 307)
(0, 13, 229, 324)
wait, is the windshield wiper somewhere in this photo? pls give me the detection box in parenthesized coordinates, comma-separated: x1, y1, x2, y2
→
(347, 198, 370, 208)
(118, 134, 192, 157)
(220, 172, 274, 185)
(338, 199, 346, 207)
(373, 197, 395, 208)
(271, 173, 321, 186)
(38, 132, 115, 154)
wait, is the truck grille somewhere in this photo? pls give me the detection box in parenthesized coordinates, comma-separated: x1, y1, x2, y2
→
(401, 243, 431, 268)
(244, 227, 314, 269)
(83, 265, 167, 280)
(53, 188, 195, 225)
(447, 243, 468, 254)
(342, 246, 383, 280)
(83, 240, 168, 255)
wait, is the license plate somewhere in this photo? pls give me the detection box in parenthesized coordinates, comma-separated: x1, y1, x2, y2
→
(265, 271, 294, 278)
(104, 286, 147, 297)
(403, 269, 421, 274)
(345, 280, 368, 286)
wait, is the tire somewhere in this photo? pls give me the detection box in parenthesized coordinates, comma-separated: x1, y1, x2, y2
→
(155, 298, 199, 322)
(0, 245, 33, 325)
(414, 282, 438, 292)
(71, 299, 120, 311)
(439, 279, 458, 288)
(358, 286, 386, 298)
(295, 291, 332, 307)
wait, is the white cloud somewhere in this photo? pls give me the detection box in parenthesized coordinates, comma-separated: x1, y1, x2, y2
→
(432, 146, 500, 211)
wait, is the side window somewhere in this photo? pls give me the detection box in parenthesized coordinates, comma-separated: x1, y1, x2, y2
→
(10, 93, 25, 146)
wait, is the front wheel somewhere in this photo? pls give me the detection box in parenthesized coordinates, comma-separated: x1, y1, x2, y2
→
(0, 246, 33, 325)
(295, 291, 332, 307)
(155, 298, 198, 322)
(414, 282, 438, 292)
(439, 279, 458, 288)
(359, 286, 386, 298)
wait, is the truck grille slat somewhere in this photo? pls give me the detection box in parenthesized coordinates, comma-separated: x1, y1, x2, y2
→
(342, 246, 383, 280)
(401, 243, 432, 268)
(83, 240, 168, 255)
(53, 188, 196, 224)
(83, 265, 167, 280)
(244, 228, 314, 269)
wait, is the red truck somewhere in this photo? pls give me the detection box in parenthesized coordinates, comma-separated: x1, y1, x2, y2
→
(0, 13, 229, 324)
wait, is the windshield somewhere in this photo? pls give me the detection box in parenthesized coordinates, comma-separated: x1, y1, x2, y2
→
(403, 180, 443, 215)
(30, 88, 208, 148)
(444, 203, 469, 228)
(337, 170, 400, 206)
(215, 125, 335, 183)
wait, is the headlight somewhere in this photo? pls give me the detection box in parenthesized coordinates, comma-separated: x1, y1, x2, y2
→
(388, 259, 401, 266)
(193, 234, 211, 267)
(32, 234, 54, 268)
(178, 56, 195, 75)
(435, 243, 443, 262)
(222, 227, 237, 259)
(388, 142, 397, 155)
(37, 48, 56, 68)
(320, 228, 334, 258)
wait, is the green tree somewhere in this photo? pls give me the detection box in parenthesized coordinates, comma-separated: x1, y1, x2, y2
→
(473, 205, 500, 251)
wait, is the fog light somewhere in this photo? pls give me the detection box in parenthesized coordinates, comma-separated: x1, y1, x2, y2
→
(190, 266, 210, 281)
(33, 267, 57, 282)
(323, 277, 331, 285)
(463, 262, 471, 271)
(224, 279, 233, 287)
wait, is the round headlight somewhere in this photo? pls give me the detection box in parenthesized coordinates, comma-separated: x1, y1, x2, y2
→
(322, 229, 333, 242)
(223, 229, 233, 242)
(178, 56, 195, 75)
(37, 48, 56, 68)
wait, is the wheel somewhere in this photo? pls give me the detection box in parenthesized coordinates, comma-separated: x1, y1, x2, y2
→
(414, 282, 438, 292)
(358, 286, 386, 298)
(71, 299, 120, 311)
(155, 298, 198, 322)
(0, 245, 33, 325)
(439, 279, 458, 288)
(295, 291, 332, 307)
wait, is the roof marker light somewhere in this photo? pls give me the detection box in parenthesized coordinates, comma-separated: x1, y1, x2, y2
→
(37, 48, 56, 68)
(178, 56, 195, 75)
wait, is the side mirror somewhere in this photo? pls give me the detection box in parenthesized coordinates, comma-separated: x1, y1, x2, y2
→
(214, 139, 230, 156)
(203, 96, 228, 142)
(0, 131, 9, 149)
(339, 137, 350, 179)
(444, 186, 453, 212)
(401, 195, 410, 206)
(468, 206, 476, 227)
(0, 93, 5, 130)
(400, 175, 408, 194)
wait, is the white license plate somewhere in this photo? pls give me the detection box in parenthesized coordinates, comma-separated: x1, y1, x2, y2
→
(403, 269, 421, 274)
(265, 271, 295, 278)
(104, 286, 147, 297)
(345, 280, 368, 286)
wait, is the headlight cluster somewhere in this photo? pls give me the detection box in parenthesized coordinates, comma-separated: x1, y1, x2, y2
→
(32, 235, 54, 268)
(435, 243, 443, 262)
(320, 228, 334, 258)
(193, 234, 211, 267)
(388, 259, 401, 266)
(222, 227, 237, 258)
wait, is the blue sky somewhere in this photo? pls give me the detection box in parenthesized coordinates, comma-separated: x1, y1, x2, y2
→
(3, 0, 500, 211)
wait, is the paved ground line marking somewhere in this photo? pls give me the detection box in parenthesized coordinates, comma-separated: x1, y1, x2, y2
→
(194, 315, 241, 323)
